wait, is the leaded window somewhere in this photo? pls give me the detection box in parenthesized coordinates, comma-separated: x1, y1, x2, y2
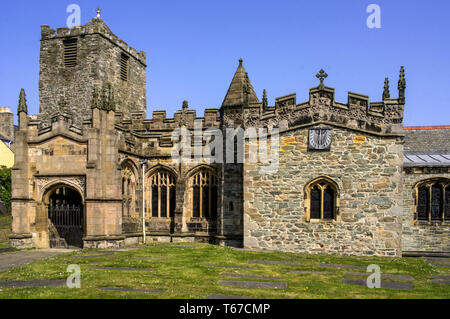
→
(191, 171, 218, 219)
(416, 179, 449, 222)
(150, 171, 176, 218)
(307, 179, 337, 221)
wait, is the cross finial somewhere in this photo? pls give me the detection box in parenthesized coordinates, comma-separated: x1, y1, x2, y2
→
(316, 69, 328, 89)
(96, 8, 102, 18)
(239, 58, 243, 65)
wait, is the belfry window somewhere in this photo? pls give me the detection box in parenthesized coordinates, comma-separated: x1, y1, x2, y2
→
(120, 53, 129, 81)
(192, 170, 218, 219)
(63, 38, 78, 67)
(416, 179, 449, 222)
(306, 178, 338, 221)
(150, 171, 176, 218)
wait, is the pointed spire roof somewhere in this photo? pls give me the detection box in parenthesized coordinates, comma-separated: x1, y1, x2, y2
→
(18, 88, 28, 114)
(221, 58, 259, 108)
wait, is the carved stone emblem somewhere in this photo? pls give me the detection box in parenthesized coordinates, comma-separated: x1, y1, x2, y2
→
(308, 128, 332, 150)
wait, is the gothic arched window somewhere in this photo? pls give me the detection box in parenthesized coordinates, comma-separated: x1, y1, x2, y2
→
(191, 170, 218, 219)
(416, 179, 449, 222)
(150, 171, 176, 218)
(306, 178, 338, 221)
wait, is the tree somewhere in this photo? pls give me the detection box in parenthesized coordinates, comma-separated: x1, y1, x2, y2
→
(0, 167, 11, 214)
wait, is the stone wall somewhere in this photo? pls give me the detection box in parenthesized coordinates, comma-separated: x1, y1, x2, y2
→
(0, 108, 13, 141)
(243, 126, 404, 257)
(402, 168, 450, 253)
(38, 18, 146, 128)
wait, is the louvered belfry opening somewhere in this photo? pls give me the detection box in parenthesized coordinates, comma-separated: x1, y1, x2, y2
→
(63, 38, 78, 67)
(120, 53, 129, 81)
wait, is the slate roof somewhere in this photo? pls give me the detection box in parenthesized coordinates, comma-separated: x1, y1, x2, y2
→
(221, 59, 259, 108)
(404, 126, 450, 167)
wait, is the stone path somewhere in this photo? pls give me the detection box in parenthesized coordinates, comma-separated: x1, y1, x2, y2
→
(288, 270, 329, 274)
(345, 271, 415, 281)
(0, 280, 66, 288)
(320, 263, 366, 270)
(430, 263, 450, 268)
(219, 280, 287, 289)
(89, 267, 153, 271)
(221, 273, 283, 280)
(67, 254, 114, 258)
(207, 294, 255, 299)
(341, 278, 413, 290)
(205, 264, 254, 269)
(99, 287, 165, 294)
(431, 275, 450, 285)
(0, 249, 74, 273)
(248, 260, 301, 266)
(424, 257, 450, 263)
(132, 257, 172, 261)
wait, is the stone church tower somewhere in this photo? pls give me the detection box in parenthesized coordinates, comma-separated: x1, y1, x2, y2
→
(38, 16, 146, 128)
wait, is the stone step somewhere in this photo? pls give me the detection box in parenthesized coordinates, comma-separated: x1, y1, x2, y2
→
(205, 264, 254, 269)
(89, 266, 153, 271)
(341, 278, 413, 290)
(345, 271, 415, 281)
(207, 294, 255, 299)
(0, 280, 66, 288)
(320, 263, 366, 270)
(221, 273, 283, 280)
(219, 280, 287, 289)
(100, 287, 165, 294)
(248, 260, 301, 266)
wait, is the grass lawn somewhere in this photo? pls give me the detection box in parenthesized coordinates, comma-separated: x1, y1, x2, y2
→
(0, 243, 448, 299)
(0, 215, 11, 230)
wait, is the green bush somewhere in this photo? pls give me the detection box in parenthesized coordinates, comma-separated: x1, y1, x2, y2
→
(0, 167, 11, 214)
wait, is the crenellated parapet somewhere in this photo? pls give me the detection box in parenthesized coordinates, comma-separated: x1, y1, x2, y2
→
(40, 18, 146, 66)
(242, 68, 406, 136)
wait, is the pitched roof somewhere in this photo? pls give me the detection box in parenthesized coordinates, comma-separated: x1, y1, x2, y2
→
(221, 59, 259, 108)
(404, 126, 450, 154)
(403, 126, 450, 167)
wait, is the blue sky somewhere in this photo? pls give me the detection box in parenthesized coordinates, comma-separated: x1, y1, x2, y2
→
(0, 0, 449, 126)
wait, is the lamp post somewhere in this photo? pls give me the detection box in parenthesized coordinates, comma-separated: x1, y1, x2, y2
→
(140, 159, 148, 244)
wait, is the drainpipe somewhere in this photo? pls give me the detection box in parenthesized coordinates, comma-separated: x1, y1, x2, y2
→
(140, 159, 148, 244)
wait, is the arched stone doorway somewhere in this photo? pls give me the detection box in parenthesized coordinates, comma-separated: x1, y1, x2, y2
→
(44, 185, 84, 248)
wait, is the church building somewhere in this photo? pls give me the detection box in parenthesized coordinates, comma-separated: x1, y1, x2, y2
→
(7, 15, 450, 257)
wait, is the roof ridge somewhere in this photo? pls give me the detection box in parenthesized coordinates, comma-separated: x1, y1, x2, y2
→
(404, 125, 450, 130)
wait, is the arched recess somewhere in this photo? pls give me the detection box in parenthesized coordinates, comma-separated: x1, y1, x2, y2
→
(304, 176, 340, 222)
(121, 159, 139, 218)
(42, 182, 84, 248)
(146, 165, 177, 219)
(414, 178, 450, 222)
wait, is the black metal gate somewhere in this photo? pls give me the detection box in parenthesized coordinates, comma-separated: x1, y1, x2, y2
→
(49, 204, 83, 248)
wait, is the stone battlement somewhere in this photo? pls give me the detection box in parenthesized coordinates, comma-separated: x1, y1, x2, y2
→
(40, 17, 146, 66)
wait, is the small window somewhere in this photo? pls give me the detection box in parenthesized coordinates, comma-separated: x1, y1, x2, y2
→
(120, 53, 129, 81)
(63, 38, 78, 67)
(415, 179, 449, 222)
(307, 179, 338, 221)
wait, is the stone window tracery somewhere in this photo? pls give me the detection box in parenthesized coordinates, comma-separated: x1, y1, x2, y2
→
(150, 171, 176, 218)
(191, 170, 218, 219)
(415, 179, 450, 222)
(306, 178, 338, 221)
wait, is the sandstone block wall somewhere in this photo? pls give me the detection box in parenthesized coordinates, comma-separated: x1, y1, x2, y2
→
(402, 169, 450, 253)
(244, 127, 404, 256)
